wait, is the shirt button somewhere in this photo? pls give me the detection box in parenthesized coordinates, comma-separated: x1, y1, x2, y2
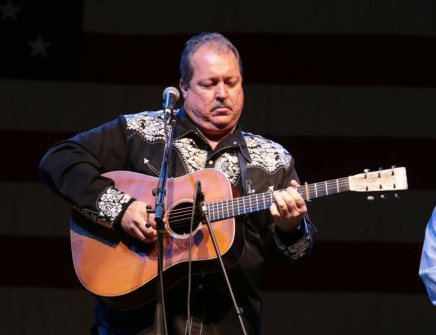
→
(198, 284, 203, 290)
(208, 160, 213, 165)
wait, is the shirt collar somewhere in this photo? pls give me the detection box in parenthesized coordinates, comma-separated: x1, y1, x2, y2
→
(174, 106, 251, 163)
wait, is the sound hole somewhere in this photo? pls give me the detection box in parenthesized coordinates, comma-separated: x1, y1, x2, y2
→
(168, 201, 202, 236)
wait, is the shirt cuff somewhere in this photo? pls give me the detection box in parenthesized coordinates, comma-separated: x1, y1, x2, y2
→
(273, 217, 312, 261)
(74, 186, 135, 229)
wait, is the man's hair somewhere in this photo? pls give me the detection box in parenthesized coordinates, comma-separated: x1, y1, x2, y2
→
(180, 32, 243, 86)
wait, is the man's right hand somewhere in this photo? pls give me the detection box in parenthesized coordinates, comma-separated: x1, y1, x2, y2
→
(120, 200, 157, 243)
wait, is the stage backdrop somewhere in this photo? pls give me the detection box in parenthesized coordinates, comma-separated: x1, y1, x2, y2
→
(1, 0, 435, 333)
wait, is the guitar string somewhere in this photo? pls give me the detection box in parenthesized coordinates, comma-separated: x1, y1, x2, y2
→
(160, 179, 355, 229)
(165, 179, 351, 213)
(160, 172, 400, 229)
(165, 178, 353, 218)
(165, 177, 352, 218)
(149, 172, 396, 228)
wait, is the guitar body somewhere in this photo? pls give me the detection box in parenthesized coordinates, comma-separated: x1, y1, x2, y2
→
(70, 169, 244, 309)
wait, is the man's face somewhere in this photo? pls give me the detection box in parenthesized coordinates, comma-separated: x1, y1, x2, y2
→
(180, 43, 244, 140)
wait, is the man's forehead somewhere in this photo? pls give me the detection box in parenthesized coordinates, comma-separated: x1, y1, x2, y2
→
(190, 44, 240, 76)
(193, 42, 234, 59)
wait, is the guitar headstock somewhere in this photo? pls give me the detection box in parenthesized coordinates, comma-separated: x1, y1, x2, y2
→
(349, 167, 408, 193)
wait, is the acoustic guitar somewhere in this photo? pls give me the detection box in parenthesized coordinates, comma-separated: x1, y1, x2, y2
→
(70, 167, 408, 309)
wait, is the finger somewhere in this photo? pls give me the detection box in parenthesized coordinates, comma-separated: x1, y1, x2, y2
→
(137, 219, 156, 233)
(289, 179, 301, 187)
(126, 224, 148, 241)
(284, 195, 307, 219)
(286, 186, 307, 208)
(270, 201, 281, 218)
(146, 213, 158, 229)
(128, 219, 156, 241)
(272, 191, 290, 218)
(280, 190, 299, 214)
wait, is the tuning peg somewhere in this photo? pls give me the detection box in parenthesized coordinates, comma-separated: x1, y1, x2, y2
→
(394, 193, 401, 199)
(378, 167, 383, 170)
(367, 195, 375, 201)
(380, 194, 388, 199)
(364, 168, 370, 173)
(391, 165, 397, 169)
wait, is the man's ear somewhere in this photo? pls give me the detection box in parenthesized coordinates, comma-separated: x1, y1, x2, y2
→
(179, 79, 188, 98)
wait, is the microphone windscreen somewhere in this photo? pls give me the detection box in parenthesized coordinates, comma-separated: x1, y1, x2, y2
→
(162, 87, 180, 102)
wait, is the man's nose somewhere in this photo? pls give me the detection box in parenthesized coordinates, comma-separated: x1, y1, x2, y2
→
(215, 82, 228, 100)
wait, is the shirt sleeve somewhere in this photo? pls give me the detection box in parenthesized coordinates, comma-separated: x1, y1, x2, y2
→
(39, 116, 135, 228)
(419, 207, 436, 305)
(271, 155, 317, 262)
(273, 217, 315, 261)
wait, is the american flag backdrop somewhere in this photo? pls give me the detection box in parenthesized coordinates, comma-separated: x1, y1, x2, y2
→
(1, 0, 436, 333)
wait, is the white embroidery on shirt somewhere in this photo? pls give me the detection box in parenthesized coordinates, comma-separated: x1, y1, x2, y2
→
(173, 138, 240, 185)
(243, 132, 291, 173)
(125, 110, 166, 142)
(173, 138, 207, 172)
(97, 186, 132, 222)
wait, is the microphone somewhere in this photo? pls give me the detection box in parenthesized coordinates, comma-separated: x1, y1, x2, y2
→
(162, 86, 180, 116)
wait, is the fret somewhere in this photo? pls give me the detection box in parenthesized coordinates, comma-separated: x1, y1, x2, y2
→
(304, 182, 309, 201)
(242, 196, 247, 216)
(212, 203, 217, 221)
(265, 194, 270, 210)
(296, 187, 304, 198)
(208, 204, 214, 221)
(212, 201, 217, 220)
(342, 177, 350, 192)
(316, 182, 323, 197)
(241, 198, 244, 215)
(311, 184, 316, 199)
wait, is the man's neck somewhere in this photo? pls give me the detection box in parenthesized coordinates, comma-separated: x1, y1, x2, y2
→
(197, 127, 235, 150)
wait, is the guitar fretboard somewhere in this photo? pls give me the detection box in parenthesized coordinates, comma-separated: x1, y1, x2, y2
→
(206, 177, 351, 222)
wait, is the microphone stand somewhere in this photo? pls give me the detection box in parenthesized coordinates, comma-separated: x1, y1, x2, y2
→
(194, 182, 248, 335)
(153, 110, 178, 335)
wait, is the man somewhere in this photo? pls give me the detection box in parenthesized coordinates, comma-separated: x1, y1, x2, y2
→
(39, 32, 316, 335)
(419, 207, 436, 305)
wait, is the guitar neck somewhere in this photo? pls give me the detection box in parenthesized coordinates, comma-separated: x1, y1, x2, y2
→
(205, 167, 408, 222)
(206, 177, 350, 222)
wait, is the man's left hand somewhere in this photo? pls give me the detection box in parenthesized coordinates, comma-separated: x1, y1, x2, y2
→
(270, 180, 307, 232)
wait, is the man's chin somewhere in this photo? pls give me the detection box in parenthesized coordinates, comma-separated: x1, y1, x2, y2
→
(211, 121, 234, 131)
(201, 123, 234, 138)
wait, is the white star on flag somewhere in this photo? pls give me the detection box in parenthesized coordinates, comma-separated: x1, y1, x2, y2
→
(27, 34, 51, 58)
(0, 0, 21, 21)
